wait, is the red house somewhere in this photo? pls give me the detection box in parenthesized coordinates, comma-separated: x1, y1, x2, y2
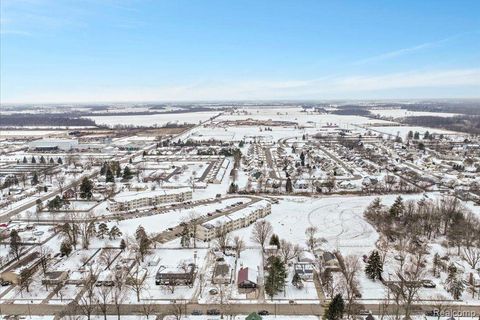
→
(237, 267, 257, 289)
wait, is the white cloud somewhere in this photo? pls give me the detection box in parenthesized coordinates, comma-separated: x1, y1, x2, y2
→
(352, 34, 467, 65)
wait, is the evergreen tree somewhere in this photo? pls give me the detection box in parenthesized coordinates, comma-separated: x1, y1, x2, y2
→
(97, 223, 109, 239)
(365, 250, 383, 281)
(31, 156, 36, 164)
(119, 238, 127, 250)
(31, 172, 39, 185)
(122, 166, 133, 180)
(300, 152, 305, 166)
(109, 226, 122, 240)
(424, 131, 430, 140)
(49, 158, 54, 164)
(60, 240, 72, 256)
(180, 225, 191, 248)
(432, 253, 440, 277)
(10, 229, 22, 260)
(446, 273, 465, 300)
(135, 225, 147, 242)
(324, 294, 345, 320)
(100, 163, 106, 176)
(407, 131, 413, 140)
(79, 177, 93, 199)
(105, 168, 115, 183)
(115, 165, 122, 178)
(138, 235, 150, 262)
(265, 256, 287, 299)
(22, 156, 27, 163)
(269, 234, 280, 248)
(57, 157, 63, 164)
(135, 225, 150, 261)
(292, 272, 303, 289)
(413, 131, 420, 139)
(286, 177, 293, 193)
(228, 182, 238, 194)
(40, 155, 46, 164)
(389, 196, 404, 218)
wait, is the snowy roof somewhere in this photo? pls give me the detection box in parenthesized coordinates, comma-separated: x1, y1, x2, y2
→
(110, 187, 191, 202)
(237, 267, 257, 284)
(203, 200, 270, 227)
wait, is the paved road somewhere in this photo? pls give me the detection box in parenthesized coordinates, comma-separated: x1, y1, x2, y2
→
(1, 301, 480, 318)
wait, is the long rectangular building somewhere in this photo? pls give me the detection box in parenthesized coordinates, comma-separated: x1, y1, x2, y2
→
(107, 188, 192, 213)
(196, 200, 271, 241)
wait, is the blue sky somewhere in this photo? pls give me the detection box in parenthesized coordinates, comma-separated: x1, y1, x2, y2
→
(1, 0, 479, 103)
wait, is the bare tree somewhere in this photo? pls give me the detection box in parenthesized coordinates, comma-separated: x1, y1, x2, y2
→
(279, 239, 301, 265)
(395, 251, 426, 319)
(99, 248, 117, 269)
(95, 284, 112, 320)
(78, 213, 96, 249)
(163, 277, 178, 294)
(431, 294, 452, 320)
(462, 246, 480, 269)
(126, 263, 149, 302)
(38, 245, 52, 275)
(140, 294, 156, 319)
(77, 269, 98, 320)
(215, 224, 230, 254)
(305, 226, 319, 251)
(342, 254, 361, 318)
(233, 235, 246, 258)
(18, 268, 35, 296)
(184, 211, 200, 248)
(112, 269, 127, 320)
(251, 219, 273, 250)
(56, 175, 66, 193)
(169, 302, 184, 320)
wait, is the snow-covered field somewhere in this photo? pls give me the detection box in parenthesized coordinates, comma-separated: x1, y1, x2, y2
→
(371, 108, 459, 119)
(231, 193, 432, 255)
(87, 111, 220, 127)
(218, 108, 395, 127)
(367, 125, 460, 139)
(0, 129, 67, 137)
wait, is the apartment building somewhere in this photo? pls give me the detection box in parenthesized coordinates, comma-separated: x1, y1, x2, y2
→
(196, 200, 271, 241)
(107, 187, 192, 213)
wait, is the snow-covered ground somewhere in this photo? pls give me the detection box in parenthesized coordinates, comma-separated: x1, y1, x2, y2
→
(87, 111, 220, 127)
(231, 195, 420, 255)
(371, 108, 459, 119)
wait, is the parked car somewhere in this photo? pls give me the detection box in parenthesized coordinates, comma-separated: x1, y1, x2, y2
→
(191, 310, 203, 315)
(207, 309, 220, 315)
(422, 280, 436, 288)
(258, 310, 269, 316)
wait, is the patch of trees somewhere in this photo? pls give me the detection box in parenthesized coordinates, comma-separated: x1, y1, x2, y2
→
(330, 108, 372, 116)
(403, 115, 480, 135)
(364, 195, 480, 259)
(0, 114, 96, 127)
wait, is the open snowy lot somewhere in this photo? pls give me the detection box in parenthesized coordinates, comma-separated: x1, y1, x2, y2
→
(371, 108, 459, 119)
(231, 194, 433, 255)
(218, 108, 396, 127)
(87, 111, 220, 127)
